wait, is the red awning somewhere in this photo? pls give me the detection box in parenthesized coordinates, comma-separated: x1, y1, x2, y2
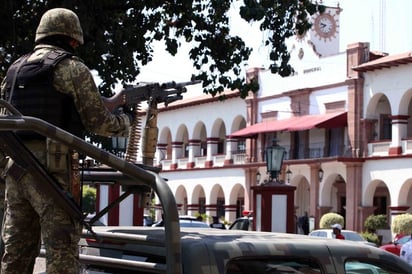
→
(230, 112, 347, 138)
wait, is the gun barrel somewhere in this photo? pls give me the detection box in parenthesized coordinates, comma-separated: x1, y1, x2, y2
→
(161, 80, 201, 90)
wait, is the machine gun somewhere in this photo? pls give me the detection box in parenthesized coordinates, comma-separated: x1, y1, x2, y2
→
(102, 79, 201, 165)
(102, 79, 201, 113)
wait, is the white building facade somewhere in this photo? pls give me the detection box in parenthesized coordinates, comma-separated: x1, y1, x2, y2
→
(95, 5, 412, 234)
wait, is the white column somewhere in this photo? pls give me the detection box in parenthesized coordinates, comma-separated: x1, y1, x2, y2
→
(187, 139, 201, 168)
(390, 115, 408, 154)
(206, 138, 219, 161)
(225, 137, 238, 161)
(171, 141, 183, 168)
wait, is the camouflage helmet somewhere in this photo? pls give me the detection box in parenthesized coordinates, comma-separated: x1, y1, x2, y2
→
(35, 8, 84, 45)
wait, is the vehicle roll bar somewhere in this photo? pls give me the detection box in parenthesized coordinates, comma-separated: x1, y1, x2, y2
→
(0, 100, 182, 274)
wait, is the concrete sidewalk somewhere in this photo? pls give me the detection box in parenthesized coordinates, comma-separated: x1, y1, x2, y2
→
(33, 257, 46, 274)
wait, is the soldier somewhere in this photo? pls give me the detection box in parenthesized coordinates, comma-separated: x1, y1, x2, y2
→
(0, 8, 132, 274)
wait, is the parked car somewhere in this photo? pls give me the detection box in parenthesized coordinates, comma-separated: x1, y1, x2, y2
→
(228, 216, 253, 231)
(152, 215, 209, 228)
(178, 215, 199, 221)
(143, 214, 153, 226)
(179, 219, 209, 228)
(80, 227, 412, 273)
(380, 234, 411, 256)
(309, 229, 377, 247)
(229, 210, 254, 231)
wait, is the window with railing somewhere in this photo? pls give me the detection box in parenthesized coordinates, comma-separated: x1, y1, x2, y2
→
(292, 131, 307, 159)
(237, 139, 246, 153)
(217, 198, 225, 218)
(200, 141, 207, 156)
(328, 127, 344, 157)
(217, 139, 225, 154)
(184, 143, 189, 158)
(380, 114, 392, 140)
(199, 198, 206, 214)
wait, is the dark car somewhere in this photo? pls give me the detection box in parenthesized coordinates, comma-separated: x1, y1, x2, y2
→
(380, 234, 411, 256)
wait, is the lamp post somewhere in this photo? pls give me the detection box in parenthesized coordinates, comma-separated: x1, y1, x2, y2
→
(318, 167, 324, 183)
(265, 139, 286, 183)
(256, 171, 261, 185)
(286, 167, 292, 184)
(252, 139, 296, 233)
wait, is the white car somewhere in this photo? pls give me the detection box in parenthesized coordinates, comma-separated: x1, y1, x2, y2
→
(179, 219, 210, 228)
(309, 229, 377, 247)
(152, 215, 209, 228)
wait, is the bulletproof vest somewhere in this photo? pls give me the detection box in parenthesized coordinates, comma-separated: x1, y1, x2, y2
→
(5, 49, 85, 139)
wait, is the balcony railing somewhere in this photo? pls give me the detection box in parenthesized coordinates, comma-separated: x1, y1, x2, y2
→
(368, 141, 391, 156)
(158, 142, 356, 171)
(287, 143, 349, 160)
(233, 153, 247, 164)
(159, 139, 412, 170)
(213, 155, 226, 167)
(367, 139, 412, 157)
(402, 139, 412, 154)
(195, 156, 207, 168)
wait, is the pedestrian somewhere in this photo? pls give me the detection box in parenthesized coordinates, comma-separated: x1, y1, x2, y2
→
(331, 223, 345, 240)
(210, 216, 226, 229)
(400, 234, 412, 265)
(298, 212, 309, 235)
(0, 8, 132, 274)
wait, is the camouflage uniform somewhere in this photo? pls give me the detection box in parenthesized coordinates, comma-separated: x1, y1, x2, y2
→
(0, 8, 130, 274)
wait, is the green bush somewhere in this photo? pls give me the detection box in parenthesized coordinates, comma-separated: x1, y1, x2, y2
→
(392, 213, 412, 234)
(364, 214, 388, 232)
(194, 213, 208, 222)
(82, 185, 96, 214)
(361, 231, 380, 246)
(319, 212, 344, 229)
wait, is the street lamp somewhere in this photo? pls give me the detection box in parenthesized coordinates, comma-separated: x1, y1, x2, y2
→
(256, 171, 261, 185)
(286, 167, 292, 184)
(318, 167, 324, 182)
(265, 139, 286, 182)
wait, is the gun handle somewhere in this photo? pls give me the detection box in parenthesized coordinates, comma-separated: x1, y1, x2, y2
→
(101, 91, 124, 113)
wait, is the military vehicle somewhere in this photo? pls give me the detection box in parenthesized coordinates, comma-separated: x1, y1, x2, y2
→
(80, 226, 412, 274)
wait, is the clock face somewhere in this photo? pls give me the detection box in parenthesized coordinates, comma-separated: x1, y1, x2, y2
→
(313, 13, 337, 40)
(319, 17, 333, 34)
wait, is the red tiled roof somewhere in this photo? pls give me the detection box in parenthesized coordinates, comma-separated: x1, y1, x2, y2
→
(353, 51, 412, 72)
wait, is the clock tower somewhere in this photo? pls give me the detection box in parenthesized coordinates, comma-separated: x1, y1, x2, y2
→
(308, 6, 342, 56)
(309, 6, 342, 56)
